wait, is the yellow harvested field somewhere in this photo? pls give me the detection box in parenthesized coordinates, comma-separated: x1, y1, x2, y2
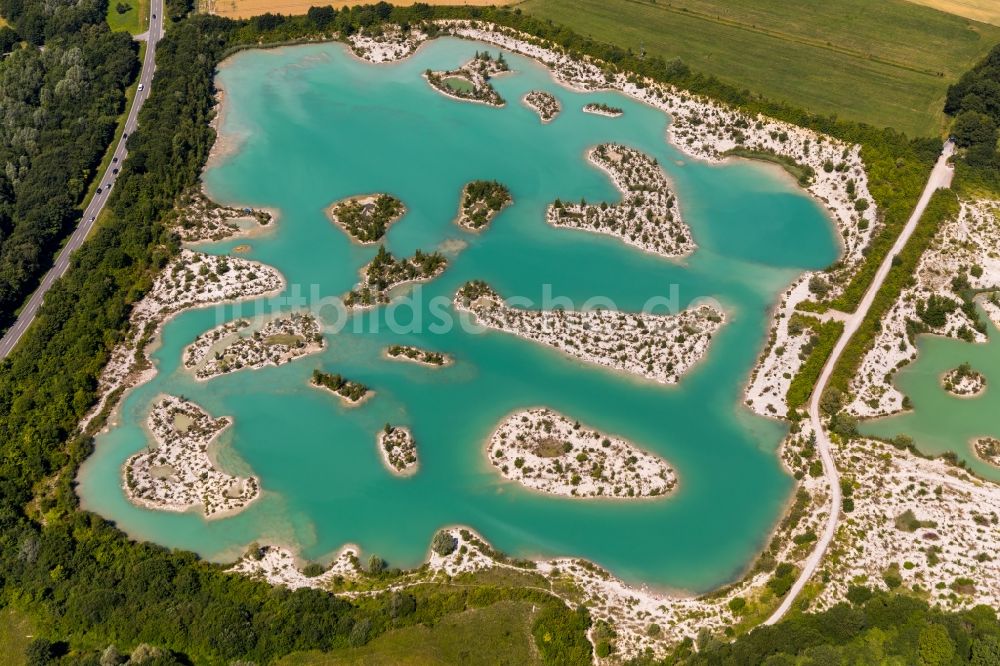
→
(904, 0, 1000, 25)
(205, 0, 507, 19)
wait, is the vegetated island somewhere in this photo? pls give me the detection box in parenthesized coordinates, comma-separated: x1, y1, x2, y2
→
(385, 344, 452, 367)
(454, 281, 725, 384)
(523, 89, 560, 122)
(378, 424, 418, 476)
(974, 437, 1000, 468)
(424, 50, 508, 107)
(344, 245, 447, 309)
(941, 362, 986, 397)
(327, 193, 405, 244)
(456, 179, 512, 231)
(547, 143, 694, 258)
(123, 396, 259, 518)
(173, 188, 273, 243)
(183, 312, 324, 380)
(311, 369, 371, 406)
(583, 102, 623, 117)
(488, 408, 676, 498)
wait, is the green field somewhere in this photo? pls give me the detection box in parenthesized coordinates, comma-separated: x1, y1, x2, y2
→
(277, 601, 540, 665)
(517, 0, 1000, 137)
(106, 0, 148, 34)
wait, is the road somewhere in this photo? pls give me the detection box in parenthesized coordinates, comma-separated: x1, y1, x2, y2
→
(0, 1, 164, 359)
(764, 141, 956, 625)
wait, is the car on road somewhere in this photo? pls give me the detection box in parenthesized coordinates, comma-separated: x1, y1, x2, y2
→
(89, 217, 95, 223)
(138, 83, 144, 92)
(112, 168, 119, 175)
(112, 157, 118, 163)
(96, 187, 102, 194)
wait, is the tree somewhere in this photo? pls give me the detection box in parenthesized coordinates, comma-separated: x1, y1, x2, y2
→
(917, 623, 955, 666)
(0, 26, 17, 54)
(306, 5, 336, 29)
(24, 638, 56, 666)
(952, 110, 998, 148)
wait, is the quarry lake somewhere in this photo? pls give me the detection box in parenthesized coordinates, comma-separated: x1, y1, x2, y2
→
(77, 37, 840, 592)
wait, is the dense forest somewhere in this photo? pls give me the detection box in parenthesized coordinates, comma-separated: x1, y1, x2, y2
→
(0, 0, 138, 328)
(945, 43, 1000, 192)
(0, 3, 996, 664)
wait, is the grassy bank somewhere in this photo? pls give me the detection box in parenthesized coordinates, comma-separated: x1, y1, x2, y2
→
(723, 148, 815, 186)
(786, 316, 844, 416)
(518, 0, 1000, 137)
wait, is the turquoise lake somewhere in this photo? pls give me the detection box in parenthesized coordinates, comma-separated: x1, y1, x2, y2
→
(77, 38, 840, 592)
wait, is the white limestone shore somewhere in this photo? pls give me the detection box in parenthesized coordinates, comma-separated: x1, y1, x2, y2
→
(378, 425, 418, 476)
(183, 312, 324, 380)
(347, 25, 427, 64)
(124, 396, 259, 518)
(523, 89, 560, 122)
(488, 408, 675, 498)
(547, 143, 694, 258)
(454, 281, 725, 385)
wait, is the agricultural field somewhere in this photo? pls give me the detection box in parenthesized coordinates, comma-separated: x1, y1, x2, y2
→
(203, 0, 503, 19)
(0, 607, 33, 666)
(276, 601, 540, 665)
(518, 0, 1000, 137)
(904, 0, 1000, 26)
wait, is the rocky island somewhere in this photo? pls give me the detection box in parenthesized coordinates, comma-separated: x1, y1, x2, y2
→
(942, 362, 986, 396)
(311, 369, 372, 406)
(424, 51, 509, 107)
(378, 424, 418, 476)
(523, 90, 560, 122)
(547, 143, 694, 258)
(455, 281, 725, 384)
(327, 193, 405, 244)
(183, 313, 324, 380)
(488, 408, 676, 498)
(385, 344, 452, 367)
(583, 102, 623, 117)
(123, 396, 259, 518)
(344, 246, 447, 309)
(456, 179, 512, 231)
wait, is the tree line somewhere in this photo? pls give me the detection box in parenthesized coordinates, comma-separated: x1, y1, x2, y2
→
(0, 0, 138, 329)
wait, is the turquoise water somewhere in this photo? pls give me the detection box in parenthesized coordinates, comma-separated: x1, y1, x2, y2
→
(76, 38, 840, 592)
(862, 309, 1000, 482)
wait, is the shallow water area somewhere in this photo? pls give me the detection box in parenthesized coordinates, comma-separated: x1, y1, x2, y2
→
(77, 37, 840, 592)
(862, 309, 1000, 482)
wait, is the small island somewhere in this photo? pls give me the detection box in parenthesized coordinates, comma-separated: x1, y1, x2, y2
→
(123, 396, 259, 518)
(327, 193, 405, 244)
(974, 437, 1000, 468)
(425, 51, 509, 107)
(385, 344, 452, 367)
(183, 312, 324, 380)
(174, 189, 272, 243)
(378, 424, 418, 476)
(524, 90, 560, 122)
(455, 281, 725, 384)
(344, 245, 447, 308)
(942, 363, 986, 396)
(311, 369, 372, 406)
(488, 408, 676, 498)
(547, 143, 694, 258)
(583, 102, 623, 117)
(456, 180, 512, 231)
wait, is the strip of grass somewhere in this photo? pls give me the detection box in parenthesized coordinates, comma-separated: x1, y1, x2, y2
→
(0, 606, 34, 666)
(106, 0, 148, 34)
(276, 601, 541, 665)
(518, 0, 1000, 137)
(786, 315, 844, 416)
(724, 148, 815, 186)
(828, 189, 961, 396)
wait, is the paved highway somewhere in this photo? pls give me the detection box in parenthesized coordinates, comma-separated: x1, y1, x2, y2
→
(764, 141, 955, 626)
(0, 0, 164, 359)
